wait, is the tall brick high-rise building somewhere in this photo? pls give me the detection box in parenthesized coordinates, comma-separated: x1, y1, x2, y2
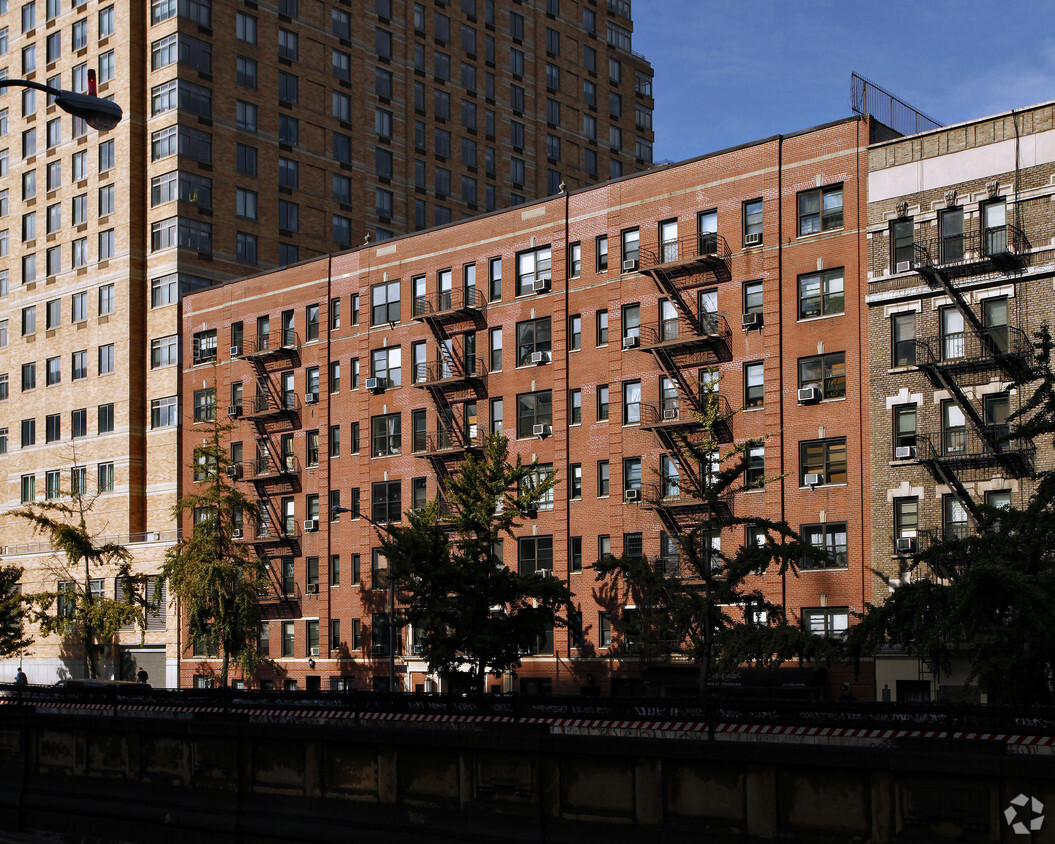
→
(0, 0, 654, 684)
(179, 115, 883, 694)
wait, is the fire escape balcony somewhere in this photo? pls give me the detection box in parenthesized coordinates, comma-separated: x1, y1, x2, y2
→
(413, 287, 486, 322)
(243, 392, 301, 419)
(239, 329, 300, 359)
(917, 430, 1034, 478)
(639, 232, 731, 281)
(639, 394, 732, 433)
(412, 356, 488, 389)
(417, 429, 484, 457)
(233, 521, 301, 546)
(639, 313, 731, 356)
(915, 326, 1033, 380)
(640, 481, 731, 518)
(908, 224, 1031, 284)
(248, 454, 301, 482)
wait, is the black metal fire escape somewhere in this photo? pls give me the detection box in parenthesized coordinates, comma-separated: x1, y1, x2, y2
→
(908, 225, 1035, 523)
(411, 287, 488, 492)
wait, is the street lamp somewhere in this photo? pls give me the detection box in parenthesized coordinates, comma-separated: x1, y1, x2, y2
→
(332, 505, 397, 692)
(0, 75, 123, 131)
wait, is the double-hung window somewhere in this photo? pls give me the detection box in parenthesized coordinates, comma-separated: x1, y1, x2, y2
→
(797, 185, 843, 235)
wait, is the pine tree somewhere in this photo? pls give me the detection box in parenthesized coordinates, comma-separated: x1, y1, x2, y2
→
(0, 565, 32, 661)
(595, 393, 840, 695)
(379, 434, 573, 692)
(162, 418, 269, 687)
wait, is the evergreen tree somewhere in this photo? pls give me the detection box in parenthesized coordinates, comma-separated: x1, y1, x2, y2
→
(162, 419, 269, 687)
(0, 565, 32, 661)
(379, 434, 573, 692)
(595, 393, 840, 695)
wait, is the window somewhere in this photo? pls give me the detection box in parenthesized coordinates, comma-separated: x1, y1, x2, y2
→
(488, 328, 503, 371)
(798, 352, 845, 400)
(236, 233, 257, 264)
(941, 400, 967, 456)
(371, 481, 401, 525)
(98, 284, 114, 316)
(151, 335, 177, 368)
(523, 465, 555, 511)
(371, 280, 400, 325)
(945, 495, 970, 544)
(743, 198, 763, 245)
(940, 307, 964, 362)
(894, 497, 918, 546)
(799, 438, 847, 486)
(22, 305, 36, 336)
(21, 417, 36, 447)
(46, 357, 60, 386)
(151, 396, 177, 428)
(236, 55, 257, 88)
(278, 72, 298, 105)
(71, 408, 87, 438)
(193, 388, 216, 422)
(21, 474, 35, 503)
(745, 446, 765, 489)
(797, 522, 848, 570)
(743, 280, 763, 318)
(621, 304, 640, 345)
(893, 404, 917, 455)
(892, 312, 916, 367)
(72, 350, 87, 380)
(596, 460, 610, 497)
(567, 389, 582, 425)
(236, 144, 257, 177)
(236, 100, 257, 132)
(46, 298, 60, 329)
(278, 28, 298, 60)
(620, 228, 639, 268)
(516, 390, 552, 438)
(802, 607, 848, 639)
(21, 361, 36, 391)
(371, 413, 401, 457)
(370, 346, 401, 387)
(597, 384, 609, 421)
(516, 317, 551, 365)
(518, 536, 553, 575)
(744, 361, 764, 408)
(622, 380, 641, 424)
(488, 257, 502, 301)
(798, 185, 843, 235)
(891, 217, 915, 269)
(797, 268, 844, 319)
(98, 229, 115, 261)
(595, 310, 609, 346)
(516, 246, 551, 296)
(98, 403, 114, 434)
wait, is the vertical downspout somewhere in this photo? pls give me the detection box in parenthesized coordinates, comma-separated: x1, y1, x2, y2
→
(777, 135, 787, 615)
(561, 183, 571, 688)
(857, 119, 867, 616)
(324, 254, 333, 677)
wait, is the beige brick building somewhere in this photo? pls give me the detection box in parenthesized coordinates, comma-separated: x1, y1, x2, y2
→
(0, 0, 653, 684)
(866, 101, 1055, 702)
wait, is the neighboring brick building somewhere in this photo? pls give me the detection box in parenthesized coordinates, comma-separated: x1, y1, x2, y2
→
(866, 101, 1055, 702)
(181, 115, 882, 694)
(0, 0, 653, 684)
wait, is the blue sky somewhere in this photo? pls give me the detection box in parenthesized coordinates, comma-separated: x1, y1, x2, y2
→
(633, 0, 1055, 163)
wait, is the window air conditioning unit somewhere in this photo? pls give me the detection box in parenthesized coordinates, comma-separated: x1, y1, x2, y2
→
(803, 473, 823, 487)
(744, 232, 762, 246)
(535, 568, 551, 577)
(895, 260, 912, 273)
(895, 537, 916, 553)
(530, 351, 549, 365)
(227, 404, 242, 418)
(532, 423, 550, 438)
(232, 528, 243, 539)
(532, 277, 550, 293)
(306, 583, 319, 594)
(662, 408, 678, 421)
(622, 334, 639, 349)
(225, 464, 241, 479)
(284, 456, 297, 472)
(304, 392, 317, 404)
(411, 644, 423, 656)
(624, 488, 640, 502)
(742, 312, 762, 329)
(365, 376, 387, 392)
(622, 258, 639, 272)
(371, 644, 387, 656)
(303, 518, 318, 532)
(894, 446, 917, 460)
(230, 345, 241, 357)
(797, 386, 821, 404)
(309, 646, 319, 655)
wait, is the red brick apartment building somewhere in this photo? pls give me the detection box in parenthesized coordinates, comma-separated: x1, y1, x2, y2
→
(181, 116, 883, 694)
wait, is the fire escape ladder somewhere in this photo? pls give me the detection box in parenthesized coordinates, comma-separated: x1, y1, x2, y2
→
(919, 444, 983, 523)
(643, 266, 696, 326)
(915, 262, 987, 340)
(649, 347, 702, 414)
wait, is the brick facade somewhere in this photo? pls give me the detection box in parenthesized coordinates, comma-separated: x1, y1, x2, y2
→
(866, 101, 1055, 702)
(182, 116, 879, 693)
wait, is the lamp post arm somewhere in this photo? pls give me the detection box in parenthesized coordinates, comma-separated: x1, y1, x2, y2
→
(0, 78, 122, 131)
